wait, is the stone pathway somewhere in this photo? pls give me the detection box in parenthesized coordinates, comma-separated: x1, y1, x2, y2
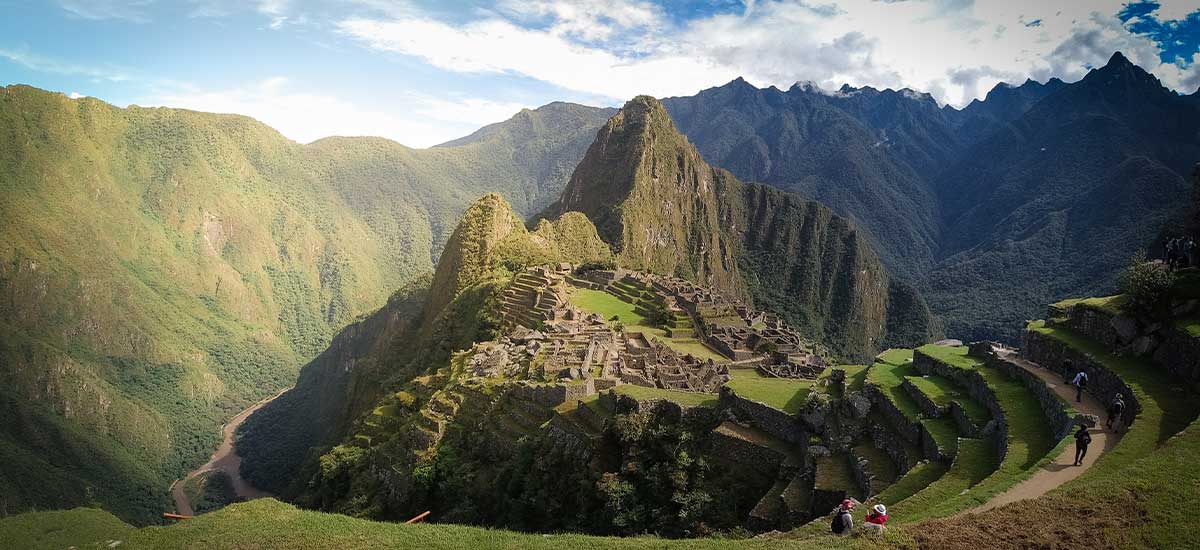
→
(968, 348, 1122, 513)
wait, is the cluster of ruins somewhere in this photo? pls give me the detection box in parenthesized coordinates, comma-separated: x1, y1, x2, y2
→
(461, 265, 828, 397)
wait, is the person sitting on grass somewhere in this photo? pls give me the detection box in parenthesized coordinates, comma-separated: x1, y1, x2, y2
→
(830, 498, 857, 536)
(1073, 424, 1092, 466)
(862, 504, 888, 535)
(1107, 393, 1126, 432)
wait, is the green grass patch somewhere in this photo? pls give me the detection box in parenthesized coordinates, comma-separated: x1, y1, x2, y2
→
(876, 348, 914, 366)
(1052, 295, 1127, 315)
(920, 417, 961, 457)
(905, 375, 990, 423)
(888, 438, 995, 524)
(872, 461, 948, 506)
(724, 367, 811, 414)
(865, 361, 922, 420)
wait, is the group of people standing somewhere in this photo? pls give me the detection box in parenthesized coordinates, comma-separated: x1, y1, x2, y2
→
(830, 498, 887, 536)
(1064, 359, 1125, 467)
(1163, 236, 1196, 269)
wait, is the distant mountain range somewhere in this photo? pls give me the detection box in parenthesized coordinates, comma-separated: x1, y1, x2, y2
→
(663, 52, 1199, 341)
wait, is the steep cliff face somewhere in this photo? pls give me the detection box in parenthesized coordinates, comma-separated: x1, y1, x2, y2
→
(237, 194, 612, 493)
(547, 96, 937, 359)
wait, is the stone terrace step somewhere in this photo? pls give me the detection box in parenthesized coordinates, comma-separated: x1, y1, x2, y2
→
(887, 438, 993, 524)
(1025, 322, 1200, 481)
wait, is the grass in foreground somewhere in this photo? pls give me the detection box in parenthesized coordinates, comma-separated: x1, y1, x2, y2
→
(0, 498, 880, 550)
(887, 438, 995, 524)
(724, 367, 811, 414)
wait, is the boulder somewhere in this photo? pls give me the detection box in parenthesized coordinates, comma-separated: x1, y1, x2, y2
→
(847, 393, 872, 420)
(1109, 316, 1139, 344)
(808, 445, 831, 458)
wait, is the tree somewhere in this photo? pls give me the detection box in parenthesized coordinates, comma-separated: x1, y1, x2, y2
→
(1119, 252, 1176, 318)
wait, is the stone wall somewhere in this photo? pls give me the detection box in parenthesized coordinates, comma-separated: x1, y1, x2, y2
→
(870, 424, 915, 475)
(1053, 302, 1200, 388)
(971, 342, 1076, 441)
(864, 384, 920, 445)
(708, 428, 786, 475)
(719, 387, 806, 444)
(912, 349, 1007, 464)
(512, 380, 595, 408)
(1022, 330, 1142, 428)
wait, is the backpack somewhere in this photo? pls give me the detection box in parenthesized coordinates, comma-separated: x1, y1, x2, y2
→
(831, 511, 848, 534)
(1077, 373, 1088, 388)
(1112, 399, 1125, 415)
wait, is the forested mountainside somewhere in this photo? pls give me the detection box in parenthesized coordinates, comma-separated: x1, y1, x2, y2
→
(545, 96, 937, 360)
(663, 52, 1200, 342)
(0, 84, 610, 523)
(237, 193, 613, 495)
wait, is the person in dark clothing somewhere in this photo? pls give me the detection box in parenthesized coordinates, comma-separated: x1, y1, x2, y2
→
(830, 498, 856, 535)
(1107, 393, 1126, 431)
(1074, 424, 1092, 466)
(1071, 370, 1089, 403)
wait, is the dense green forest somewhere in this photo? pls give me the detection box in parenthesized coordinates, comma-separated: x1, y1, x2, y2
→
(0, 84, 611, 523)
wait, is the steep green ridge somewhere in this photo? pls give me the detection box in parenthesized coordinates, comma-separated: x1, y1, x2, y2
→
(237, 194, 611, 495)
(0, 84, 611, 522)
(545, 96, 938, 360)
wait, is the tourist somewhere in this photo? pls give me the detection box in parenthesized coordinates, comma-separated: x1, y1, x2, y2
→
(862, 503, 888, 535)
(830, 498, 856, 536)
(1107, 393, 1126, 432)
(1073, 424, 1092, 466)
(1071, 369, 1089, 403)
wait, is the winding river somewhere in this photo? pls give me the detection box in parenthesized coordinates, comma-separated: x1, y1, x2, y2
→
(170, 387, 291, 516)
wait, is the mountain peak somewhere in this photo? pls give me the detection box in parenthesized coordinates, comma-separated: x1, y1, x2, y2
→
(1107, 51, 1132, 67)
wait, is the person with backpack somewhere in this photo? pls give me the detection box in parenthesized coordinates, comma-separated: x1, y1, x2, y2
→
(1071, 369, 1089, 403)
(1107, 393, 1126, 431)
(830, 498, 856, 536)
(862, 503, 888, 535)
(1073, 424, 1092, 466)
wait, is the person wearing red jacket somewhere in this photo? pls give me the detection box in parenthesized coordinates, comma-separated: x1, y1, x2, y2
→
(863, 503, 888, 534)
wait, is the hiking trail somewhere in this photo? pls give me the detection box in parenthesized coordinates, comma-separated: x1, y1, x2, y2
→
(967, 348, 1122, 513)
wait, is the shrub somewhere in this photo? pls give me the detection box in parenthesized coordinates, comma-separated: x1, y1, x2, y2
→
(1119, 252, 1176, 318)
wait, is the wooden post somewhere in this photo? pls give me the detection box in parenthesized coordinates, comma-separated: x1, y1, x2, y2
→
(163, 513, 193, 520)
(404, 511, 431, 524)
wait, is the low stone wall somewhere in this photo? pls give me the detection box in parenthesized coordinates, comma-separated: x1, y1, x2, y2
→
(864, 384, 920, 445)
(545, 414, 594, 461)
(849, 454, 877, 498)
(512, 380, 595, 407)
(719, 387, 805, 444)
(912, 349, 1008, 464)
(1022, 330, 1142, 428)
(971, 342, 1076, 441)
(708, 428, 787, 475)
(871, 424, 915, 475)
(1053, 302, 1200, 388)
(902, 379, 942, 418)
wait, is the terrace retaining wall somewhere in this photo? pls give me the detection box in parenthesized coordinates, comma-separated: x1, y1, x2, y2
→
(719, 387, 806, 444)
(970, 342, 1076, 440)
(913, 349, 1008, 464)
(1022, 330, 1142, 428)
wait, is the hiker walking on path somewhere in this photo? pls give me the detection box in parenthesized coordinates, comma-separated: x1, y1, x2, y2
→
(862, 504, 888, 535)
(1073, 424, 1092, 466)
(830, 498, 857, 536)
(1071, 369, 1089, 403)
(1107, 393, 1126, 432)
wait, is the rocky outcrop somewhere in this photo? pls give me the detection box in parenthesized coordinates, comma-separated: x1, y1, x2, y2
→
(1051, 301, 1200, 389)
(545, 96, 938, 361)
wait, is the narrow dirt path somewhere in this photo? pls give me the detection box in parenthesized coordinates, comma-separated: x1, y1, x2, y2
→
(970, 349, 1122, 513)
(171, 387, 291, 515)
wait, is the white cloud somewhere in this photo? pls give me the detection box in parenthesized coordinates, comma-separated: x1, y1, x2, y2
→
(56, 0, 155, 23)
(139, 78, 528, 148)
(338, 0, 1200, 107)
(68, 92, 85, 99)
(0, 48, 131, 82)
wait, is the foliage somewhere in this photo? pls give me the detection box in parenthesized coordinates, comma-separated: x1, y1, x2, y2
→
(1118, 253, 1177, 317)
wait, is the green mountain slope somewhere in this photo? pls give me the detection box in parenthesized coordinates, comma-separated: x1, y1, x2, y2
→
(236, 193, 612, 495)
(0, 84, 611, 523)
(545, 96, 938, 360)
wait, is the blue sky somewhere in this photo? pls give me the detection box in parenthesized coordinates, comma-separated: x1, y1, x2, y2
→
(2, 0, 1197, 147)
